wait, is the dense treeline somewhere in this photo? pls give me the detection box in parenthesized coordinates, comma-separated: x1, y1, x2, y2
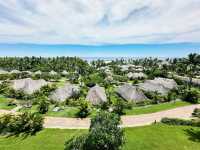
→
(0, 56, 90, 74)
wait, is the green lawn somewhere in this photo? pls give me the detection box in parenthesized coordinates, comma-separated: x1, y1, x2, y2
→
(46, 106, 79, 118)
(0, 124, 199, 150)
(16, 101, 192, 117)
(0, 96, 16, 110)
(125, 101, 191, 115)
(19, 105, 80, 118)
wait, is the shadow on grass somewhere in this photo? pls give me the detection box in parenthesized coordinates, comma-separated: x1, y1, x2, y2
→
(185, 128, 200, 142)
(1, 131, 39, 140)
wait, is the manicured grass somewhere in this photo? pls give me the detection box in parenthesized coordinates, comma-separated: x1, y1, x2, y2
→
(46, 106, 79, 118)
(0, 129, 86, 150)
(19, 105, 80, 118)
(18, 101, 192, 118)
(123, 124, 200, 150)
(0, 96, 16, 110)
(0, 124, 199, 150)
(125, 101, 191, 115)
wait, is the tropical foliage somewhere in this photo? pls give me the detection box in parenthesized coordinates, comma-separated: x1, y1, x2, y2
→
(65, 111, 124, 150)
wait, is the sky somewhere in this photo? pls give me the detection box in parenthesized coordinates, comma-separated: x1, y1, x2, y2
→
(0, 0, 200, 57)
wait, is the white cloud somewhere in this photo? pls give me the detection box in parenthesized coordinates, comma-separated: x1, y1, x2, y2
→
(0, 0, 199, 44)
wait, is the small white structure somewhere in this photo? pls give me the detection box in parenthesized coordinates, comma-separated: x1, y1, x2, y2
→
(0, 69, 8, 74)
(34, 70, 42, 75)
(49, 70, 58, 76)
(62, 70, 68, 75)
(22, 71, 32, 75)
(127, 72, 147, 79)
(10, 70, 21, 74)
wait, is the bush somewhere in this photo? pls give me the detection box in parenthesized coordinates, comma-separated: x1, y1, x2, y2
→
(113, 75, 128, 82)
(161, 117, 200, 127)
(192, 108, 200, 118)
(0, 74, 10, 80)
(65, 111, 125, 150)
(164, 90, 178, 102)
(33, 84, 57, 98)
(37, 96, 50, 114)
(144, 91, 163, 104)
(0, 112, 44, 135)
(7, 89, 31, 100)
(0, 81, 10, 95)
(112, 98, 125, 115)
(182, 89, 200, 104)
(65, 134, 87, 150)
(76, 99, 91, 118)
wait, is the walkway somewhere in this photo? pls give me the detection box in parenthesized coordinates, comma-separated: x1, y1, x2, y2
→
(0, 104, 200, 129)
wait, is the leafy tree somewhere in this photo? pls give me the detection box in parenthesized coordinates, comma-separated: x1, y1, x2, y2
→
(183, 53, 199, 88)
(112, 98, 125, 115)
(33, 84, 57, 98)
(192, 108, 200, 118)
(37, 96, 50, 114)
(0, 112, 44, 135)
(65, 111, 125, 150)
(182, 89, 200, 104)
(76, 99, 91, 118)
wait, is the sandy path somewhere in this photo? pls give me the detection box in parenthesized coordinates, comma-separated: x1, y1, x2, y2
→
(0, 104, 200, 129)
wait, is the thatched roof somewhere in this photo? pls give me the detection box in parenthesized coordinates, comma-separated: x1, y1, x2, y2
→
(0, 69, 8, 74)
(105, 75, 113, 82)
(49, 70, 58, 75)
(174, 75, 200, 86)
(138, 77, 177, 95)
(10, 70, 21, 74)
(34, 70, 42, 75)
(62, 70, 68, 75)
(86, 85, 107, 105)
(22, 71, 32, 75)
(50, 83, 80, 102)
(116, 84, 147, 102)
(11, 78, 48, 94)
(127, 72, 147, 79)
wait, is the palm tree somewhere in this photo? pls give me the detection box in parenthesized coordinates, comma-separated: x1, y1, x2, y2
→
(184, 53, 199, 89)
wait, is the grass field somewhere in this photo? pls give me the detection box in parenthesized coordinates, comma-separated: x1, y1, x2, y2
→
(0, 124, 199, 150)
(19, 105, 80, 118)
(0, 96, 16, 110)
(125, 101, 191, 115)
(9, 100, 193, 117)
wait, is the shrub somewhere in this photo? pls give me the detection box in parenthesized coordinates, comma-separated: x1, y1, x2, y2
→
(65, 134, 87, 150)
(65, 111, 125, 150)
(33, 84, 57, 98)
(0, 74, 10, 80)
(37, 96, 50, 114)
(182, 89, 200, 104)
(164, 90, 178, 102)
(113, 75, 128, 82)
(0, 81, 10, 95)
(144, 91, 163, 104)
(76, 99, 91, 118)
(192, 108, 200, 118)
(112, 98, 125, 115)
(7, 89, 31, 100)
(161, 117, 200, 127)
(0, 112, 44, 135)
